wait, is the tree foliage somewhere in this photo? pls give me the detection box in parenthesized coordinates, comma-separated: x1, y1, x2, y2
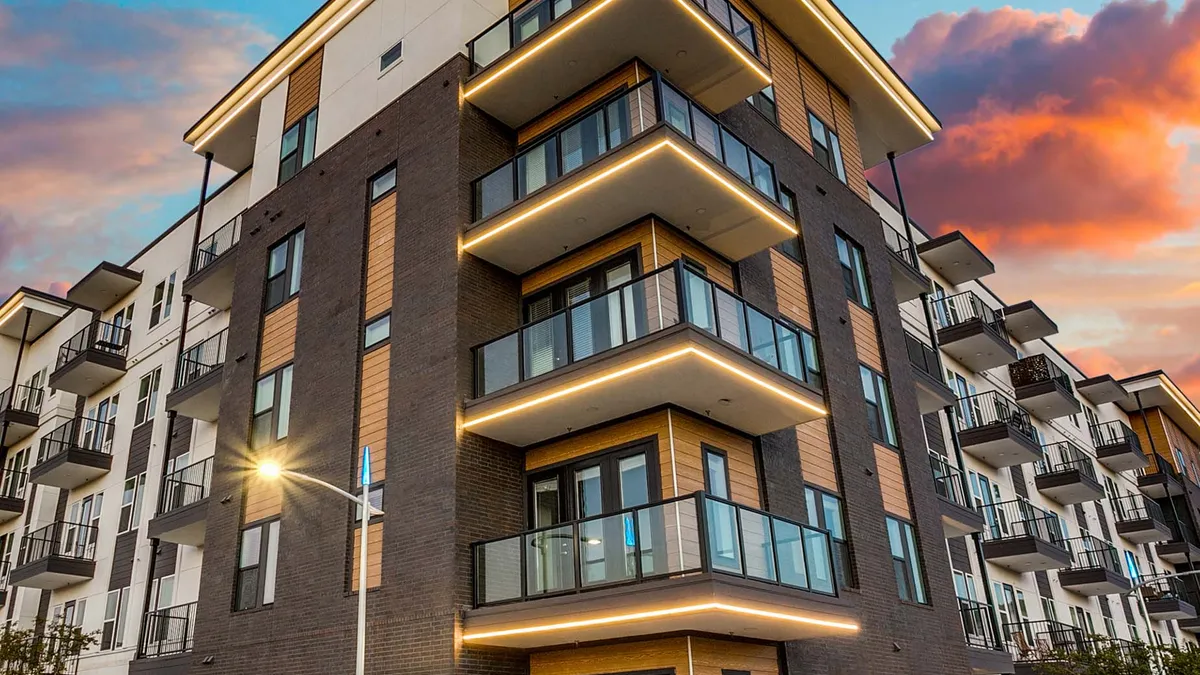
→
(1031, 639, 1200, 675)
(0, 621, 97, 675)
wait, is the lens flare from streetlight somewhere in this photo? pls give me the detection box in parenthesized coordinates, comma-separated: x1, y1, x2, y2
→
(258, 461, 282, 479)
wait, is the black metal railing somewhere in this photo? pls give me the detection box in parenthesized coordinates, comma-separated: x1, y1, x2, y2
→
(38, 416, 115, 465)
(954, 390, 1038, 443)
(472, 73, 781, 221)
(193, 215, 241, 274)
(1009, 354, 1074, 393)
(1036, 441, 1098, 482)
(930, 290, 1005, 334)
(1063, 535, 1122, 574)
(1111, 493, 1166, 525)
(175, 330, 228, 390)
(56, 320, 130, 368)
(1090, 419, 1141, 453)
(903, 332, 941, 378)
(1006, 620, 1089, 662)
(0, 560, 9, 593)
(158, 458, 212, 516)
(17, 521, 100, 566)
(0, 467, 28, 500)
(468, 0, 759, 73)
(980, 499, 1066, 548)
(472, 491, 837, 607)
(1140, 575, 1193, 604)
(473, 260, 820, 397)
(883, 223, 920, 271)
(0, 384, 44, 416)
(959, 598, 1004, 651)
(930, 452, 975, 511)
(138, 602, 197, 659)
(1147, 452, 1182, 480)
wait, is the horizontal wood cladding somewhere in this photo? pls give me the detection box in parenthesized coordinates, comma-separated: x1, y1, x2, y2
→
(284, 47, 323, 129)
(670, 410, 759, 507)
(518, 61, 644, 145)
(848, 301, 882, 372)
(831, 88, 869, 200)
(530, 637, 688, 674)
(769, 249, 812, 329)
(653, 221, 734, 290)
(1132, 408, 1199, 473)
(797, 55, 834, 135)
(764, 25, 811, 154)
(875, 443, 911, 519)
(358, 345, 390, 481)
(365, 193, 396, 319)
(799, 418, 837, 493)
(243, 472, 282, 524)
(522, 220, 657, 296)
(259, 297, 299, 374)
(350, 522, 384, 590)
(527, 408, 670, 474)
(691, 636, 779, 675)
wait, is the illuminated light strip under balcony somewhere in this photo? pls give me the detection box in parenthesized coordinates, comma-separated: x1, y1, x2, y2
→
(461, 346, 827, 430)
(462, 139, 798, 252)
(461, 602, 859, 642)
(463, 0, 771, 101)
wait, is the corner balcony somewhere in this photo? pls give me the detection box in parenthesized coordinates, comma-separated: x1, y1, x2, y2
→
(0, 469, 28, 523)
(147, 458, 212, 547)
(131, 601, 197, 673)
(1007, 355, 1081, 421)
(1057, 536, 1131, 596)
(48, 320, 130, 397)
(980, 500, 1071, 572)
(9, 521, 97, 590)
(1141, 577, 1198, 621)
(165, 330, 227, 422)
(955, 391, 1042, 469)
(1033, 441, 1103, 506)
(1155, 533, 1200, 565)
(31, 416, 114, 490)
(465, 491, 856, 649)
(183, 215, 240, 311)
(0, 384, 43, 446)
(882, 225, 931, 303)
(464, 74, 796, 275)
(1111, 494, 1172, 544)
(465, 0, 770, 129)
(1138, 453, 1185, 500)
(904, 332, 955, 415)
(959, 599, 1013, 675)
(1090, 420, 1148, 473)
(931, 292, 1017, 373)
(929, 453, 985, 538)
(466, 261, 826, 446)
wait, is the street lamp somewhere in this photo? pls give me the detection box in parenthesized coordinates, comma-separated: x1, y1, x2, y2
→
(257, 446, 381, 675)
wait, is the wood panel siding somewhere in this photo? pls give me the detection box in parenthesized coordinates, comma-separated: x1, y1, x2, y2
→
(848, 301, 882, 371)
(358, 346, 390, 481)
(284, 47, 323, 129)
(517, 62, 644, 145)
(797, 55, 834, 127)
(671, 410, 759, 507)
(653, 221, 735, 290)
(875, 443, 911, 519)
(522, 220, 656, 296)
(526, 410, 672, 492)
(691, 637, 779, 675)
(365, 193, 396, 319)
(1133, 408, 1200, 473)
(350, 522, 384, 590)
(764, 26, 812, 154)
(770, 249, 812, 329)
(830, 88, 869, 200)
(244, 472, 282, 524)
(799, 419, 837, 492)
(530, 637, 688, 675)
(259, 297, 299, 374)
(728, 0, 765, 63)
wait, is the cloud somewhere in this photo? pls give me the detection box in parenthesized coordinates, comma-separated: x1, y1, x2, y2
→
(0, 2, 272, 295)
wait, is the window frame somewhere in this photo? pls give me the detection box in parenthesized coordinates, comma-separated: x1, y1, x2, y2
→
(746, 85, 777, 124)
(265, 229, 306, 313)
(148, 272, 176, 329)
(135, 367, 162, 427)
(101, 587, 129, 650)
(364, 314, 391, 350)
(235, 519, 281, 612)
(886, 516, 928, 604)
(279, 108, 318, 183)
(524, 438, 660, 526)
(805, 485, 854, 589)
(370, 166, 397, 202)
(379, 40, 403, 73)
(251, 364, 294, 450)
(808, 110, 846, 183)
(118, 472, 147, 534)
(860, 365, 898, 447)
(772, 185, 803, 262)
(836, 232, 872, 309)
(702, 445, 732, 500)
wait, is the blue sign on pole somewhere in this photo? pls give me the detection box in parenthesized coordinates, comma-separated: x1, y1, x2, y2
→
(360, 446, 372, 488)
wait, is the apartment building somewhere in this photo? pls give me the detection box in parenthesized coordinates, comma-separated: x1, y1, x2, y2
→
(0, 0, 1193, 674)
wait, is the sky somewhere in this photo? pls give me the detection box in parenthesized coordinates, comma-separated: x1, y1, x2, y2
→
(0, 0, 1197, 400)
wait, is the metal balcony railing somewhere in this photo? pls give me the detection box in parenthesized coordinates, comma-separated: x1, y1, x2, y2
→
(472, 73, 781, 221)
(930, 291, 1005, 334)
(0, 384, 43, 416)
(959, 598, 1004, 651)
(954, 390, 1038, 444)
(472, 491, 837, 607)
(192, 215, 241, 274)
(1140, 575, 1193, 604)
(468, 0, 760, 73)
(930, 452, 974, 511)
(1006, 620, 1089, 662)
(903, 332, 941, 379)
(175, 330, 228, 390)
(1036, 441, 1098, 482)
(1063, 535, 1122, 574)
(1090, 420, 1141, 453)
(0, 468, 28, 500)
(17, 521, 100, 566)
(138, 601, 197, 659)
(1111, 494, 1166, 525)
(38, 417, 115, 465)
(473, 260, 820, 397)
(980, 499, 1066, 547)
(56, 320, 130, 367)
(883, 223, 919, 271)
(1009, 354, 1073, 393)
(157, 458, 212, 516)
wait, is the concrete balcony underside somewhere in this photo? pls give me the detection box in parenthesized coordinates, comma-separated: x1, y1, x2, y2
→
(30, 448, 111, 490)
(1139, 471, 1185, 499)
(1115, 517, 1173, 545)
(937, 496, 986, 538)
(0, 408, 39, 446)
(182, 246, 237, 311)
(912, 366, 956, 416)
(1013, 380, 1081, 421)
(938, 321, 1018, 373)
(1057, 568, 1131, 597)
(147, 499, 209, 548)
(129, 653, 191, 675)
(1034, 470, 1104, 506)
(9, 557, 94, 590)
(1095, 440, 1149, 473)
(967, 646, 1015, 675)
(1179, 618, 1200, 634)
(165, 365, 224, 423)
(0, 495, 24, 524)
(959, 423, 1042, 469)
(48, 350, 126, 398)
(981, 537, 1071, 573)
(1145, 597, 1198, 621)
(1156, 540, 1200, 565)
(887, 251, 930, 304)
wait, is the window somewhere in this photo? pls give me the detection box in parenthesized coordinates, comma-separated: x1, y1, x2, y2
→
(703, 447, 730, 499)
(279, 108, 318, 183)
(807, 487, 854, 588)
(236, 520, 281, 611)
(809, 111, 846, 183)
(1104, 615, 1117, 639)
(152, 575, 175, 610)
(3, 448, 28, 499)
(119, 473, 147, 533)
(861, 366, 898, 446)
(354, 484, 385, 521)
(364, 314, 390, 349)
(252, 365, 294, 449)
(54, 599, 85, 630)
(886, 517, 927, 604)
(773, 186, 802, 262)
(379, 40, 403, 72)
(149, 273, 176, 329)
(265, 229, 305, 312)
(1125, 550, 1141, 584)
(66, 493, 103, 558)
(836, 232, 871, 308)
(135, 368, 161, 426)
(747, 85, 777, 123)
(101, 587, 129, 650)
(370, 167, 396, 201)
(112, 303, 134, 332)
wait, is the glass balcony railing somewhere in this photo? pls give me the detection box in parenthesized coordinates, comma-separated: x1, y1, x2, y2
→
(175, 330, 228, 390)
(1063, 535, 1122, 575)
(930, 452, 975, 511)
(17, 521, 99, 566)
(158, 458, 212, 516)
(930, 291, 1005, 335)
(980, 499, 1066, 548)
(1111, 494, 1165, 525)
(472, 73, 781, 221)
(1036, 441, 1098, 482)
(472, 491, 837, 607)
(1009, 354, 1073, 393)
(138, 602, 197, 659)
(1090, 420, 1141, 453)
(473, 260, 820, 397)
(56, 320, 130, 368)
(193, 215, 241, 275)
(0, 384, 43, 417)
(38, 417, 115, 464)
(954, 390, 1038, 444)
(468, 0, 759, 73)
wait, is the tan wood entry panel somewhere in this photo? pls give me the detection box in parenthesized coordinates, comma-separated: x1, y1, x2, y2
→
(350, 521, 383, 590)
(358, 345, 389, 481)
(284, 47, 323, 129)
(848, 301, 882, 372)
(530, 637, 688, 674)
(875, 443, 911, 519)
(365, 193, 396, 319)
(691, 636, 780, 675)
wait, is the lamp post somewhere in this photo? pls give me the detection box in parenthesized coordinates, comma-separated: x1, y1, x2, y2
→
(258, 446, 381, 675)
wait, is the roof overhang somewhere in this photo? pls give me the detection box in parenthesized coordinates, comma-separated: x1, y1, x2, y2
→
(0, 289, 74, 342)
(1119, 372, 1200, 448)
(750, 0, 940, 167)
